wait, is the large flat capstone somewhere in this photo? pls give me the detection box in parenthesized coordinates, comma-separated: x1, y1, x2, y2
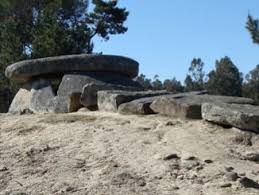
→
(97, 90, 171, 112)
(5, 54, 139, 82)
(202, 103, 259, 133)
(150, 95, 255, 119)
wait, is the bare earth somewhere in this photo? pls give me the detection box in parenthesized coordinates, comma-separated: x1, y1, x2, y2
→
(0, 111, 259, 195)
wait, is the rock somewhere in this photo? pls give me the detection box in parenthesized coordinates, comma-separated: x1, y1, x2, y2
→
(68, 93, 83, 112)
(57, 73, 142, 97)
(97, 90, 171, 112)
(5, 54, 139, 82)
(225, 166, 234, 172)
(241, 152, 259, 162)
(9, 79, 54, 114)
(118, 96, 159, 115)
(239, 177, 259, 189)
(202, 103, 259, 133)
(225, 172, 239, 181)
(47, 96, 68, 113)
(30, 80, 55, 113)
(80, 82, 141, 109)
(8, 87, 32, 114)
(151, 95, 255, 119)
(219, 183, 232, 188)
(0, 166, 8, 172)
(204, 159, 213, 164)
(77, 107, 91, 112)
(163, 153, 180, 160)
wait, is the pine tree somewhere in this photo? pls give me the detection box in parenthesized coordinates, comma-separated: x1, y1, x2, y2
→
(246, 15, 259, 44)
(163, 78, 184, 93)
(242, 65, 259, 104)
(206, 56, 243, 96)
(135, 74, 152, 90)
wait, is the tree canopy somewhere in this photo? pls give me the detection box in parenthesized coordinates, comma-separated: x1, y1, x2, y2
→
(0, 0, 129, 99)
(206, 56, 243, 96)
(184, 58, 205, 91)
(246, 15, 259, 44)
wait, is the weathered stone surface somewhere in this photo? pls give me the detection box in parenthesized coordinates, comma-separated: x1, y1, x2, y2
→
(57, 73, 142, 97)
(30, 80, 55, 113)
(118, 96, 158, 115)
(8, 87, 32, 114)
(9, 79, 54, 114)
(5, 54, 139, 82)
(68, 93, 83, 112)
(202, 103, 259, 133)
(150, 95, 255, 119)
(46, 96, 68, 113)
(98, 90, 171, 112)
(80, 83, 141, 109)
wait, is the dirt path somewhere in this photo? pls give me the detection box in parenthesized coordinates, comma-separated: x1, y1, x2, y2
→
(0, 112, 259, 195)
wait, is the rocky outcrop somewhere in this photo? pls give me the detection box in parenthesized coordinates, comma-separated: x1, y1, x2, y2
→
(80, 83, 141, 109)
(98, 90, 171, 112)
(5, 54, 139, 82)
(150, 95, 255, 119)
(202, 103, 259, 133)
(9, 79, 54, 114)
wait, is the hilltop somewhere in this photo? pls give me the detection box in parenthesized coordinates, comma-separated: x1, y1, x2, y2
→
(0, 112, 259, 195)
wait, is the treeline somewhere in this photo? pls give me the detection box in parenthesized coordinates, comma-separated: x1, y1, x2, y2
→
(0, 0, 129, 112)
(136, 56, 259, 104)
(135, 14, 259, 103)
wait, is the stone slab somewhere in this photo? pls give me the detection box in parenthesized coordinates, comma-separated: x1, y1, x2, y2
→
(202, 102, 259, 133)
(5, 54, 139, 82)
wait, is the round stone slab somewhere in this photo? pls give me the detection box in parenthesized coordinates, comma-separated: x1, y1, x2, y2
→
(5, 54, 139, 82)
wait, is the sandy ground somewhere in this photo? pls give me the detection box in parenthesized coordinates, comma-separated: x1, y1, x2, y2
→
(0, 111, 259, 195)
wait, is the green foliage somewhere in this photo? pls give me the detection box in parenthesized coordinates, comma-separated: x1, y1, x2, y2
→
(242, 65, 259, 104)
(206, 56, 243, 96)
(163, 78, 184, 93)
(152, 75, 163, 90)
(184, 58, 205, 91)
(246, 15, 259, 44)
(135, 74, 153, 90)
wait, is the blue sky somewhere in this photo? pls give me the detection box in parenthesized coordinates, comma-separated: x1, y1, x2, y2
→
(93, 0, 259, 82)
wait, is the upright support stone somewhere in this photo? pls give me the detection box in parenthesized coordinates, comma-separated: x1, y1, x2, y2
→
(57, 73, 142, 97)
(30, 80, 55, 113)
(9, 79, 54, 114)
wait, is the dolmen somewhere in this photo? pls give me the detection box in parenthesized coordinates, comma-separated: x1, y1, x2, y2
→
(5, 54, 142, 114)
(5, 54, 259, 133)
